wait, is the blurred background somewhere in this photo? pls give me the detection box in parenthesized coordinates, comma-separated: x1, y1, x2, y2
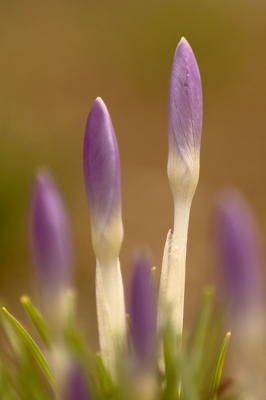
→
(1, 0, 266, 338)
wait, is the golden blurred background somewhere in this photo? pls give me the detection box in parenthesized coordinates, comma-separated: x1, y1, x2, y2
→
(1, 0, 266, 337)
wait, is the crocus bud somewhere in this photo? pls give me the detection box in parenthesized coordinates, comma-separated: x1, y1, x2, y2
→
(129, 256, 156, 369)
(215, 189, 263, 317)
(31, 171, 71, 297)
(159, 38, 203, 335)
(215, 190, 266, 399)
(83, 97, 123, 263)
(66, 365, 91, 400)
(168, 37, 202, 197)
(83, 98, 126, 373)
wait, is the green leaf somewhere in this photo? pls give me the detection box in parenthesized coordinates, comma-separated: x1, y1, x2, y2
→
(187, 287, 215, 394)
(1, 307, 56, 390)
(162, 324, 181, 400)
(189, 287, 214, 362)
(20, 296, 51, 347)
(210, 332, 231, 399)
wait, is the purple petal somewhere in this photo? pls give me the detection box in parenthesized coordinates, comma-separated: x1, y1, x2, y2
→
(30, 170, 71, 291)
(129, 256, 157, 368)
(169, 37, 202, 158)
(215, 189, 263, 314)
(67, 366, 91, 400)
(83, 98, 121, 231)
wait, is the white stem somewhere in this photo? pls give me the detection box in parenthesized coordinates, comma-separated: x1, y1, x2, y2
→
(165, 198, 192, 334)
(96, 257, 126, 372)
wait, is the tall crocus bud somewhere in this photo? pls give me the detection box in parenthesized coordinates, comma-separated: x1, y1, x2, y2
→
(215, 190, 263, 316)
(83, 97, 126, 372)
(215, 190, 266, 399)
(83, 97, 123, 261)
(31, 170, 71, 306)
(129, 256, 156, 369)
(159, 38, 203, 334)
(168, 37, 202, 190)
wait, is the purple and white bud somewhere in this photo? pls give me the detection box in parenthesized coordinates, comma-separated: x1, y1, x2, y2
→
(83, 98, 126, 372)
(215, 189, 266, 399)
(83, 97, 123, 262)
(168, 37, 202, 196)
(159, 38, 203, 335)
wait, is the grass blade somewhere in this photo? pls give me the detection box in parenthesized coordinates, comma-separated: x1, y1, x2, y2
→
(1, 307, 55, 389)
(20, 296, 51, 347)
(210, 331, 231, 399)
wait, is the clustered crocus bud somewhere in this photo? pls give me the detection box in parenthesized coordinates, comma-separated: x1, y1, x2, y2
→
(215, 190, 263, 316)
(30, 171, 71, 302)
(83, 97, 123, 262)
(83, 97, 126, 372)
(129, 256, 156, 369)
(66, 365, 91, 400)
(168, 37, 202, 196)
(159, 38, 203, 335)
(215, 190, 266, 399)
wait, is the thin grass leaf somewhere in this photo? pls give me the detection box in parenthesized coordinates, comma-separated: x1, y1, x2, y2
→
(209, 332, 231, 399)
(20, 296, 51, 347)
(1, 307, 56, 389)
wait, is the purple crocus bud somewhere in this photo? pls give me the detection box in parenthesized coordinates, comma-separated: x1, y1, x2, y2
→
(83, 97, 123, 262)
(168, 37, 202, 191)
(159, 38, 203, 336)
(129, 256, 156, 369)
(215, 191, 266, 398)
(83, 98, 126, 372)
(31, 170, 71, 294)
(66, 365, 91, 400)
(215, 189, 263, 315)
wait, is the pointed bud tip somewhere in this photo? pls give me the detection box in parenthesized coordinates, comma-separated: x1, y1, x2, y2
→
(175, 36, 196, 62)
(177, 36, 191, 51)
(92, 96, 107, 116)
(34, 170, 66, 208)
(95, 96, 104, 104)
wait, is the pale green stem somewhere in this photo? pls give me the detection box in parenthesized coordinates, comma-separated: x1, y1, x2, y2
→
(96, 257, 126, 373)
(166, 198, 192, 334)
